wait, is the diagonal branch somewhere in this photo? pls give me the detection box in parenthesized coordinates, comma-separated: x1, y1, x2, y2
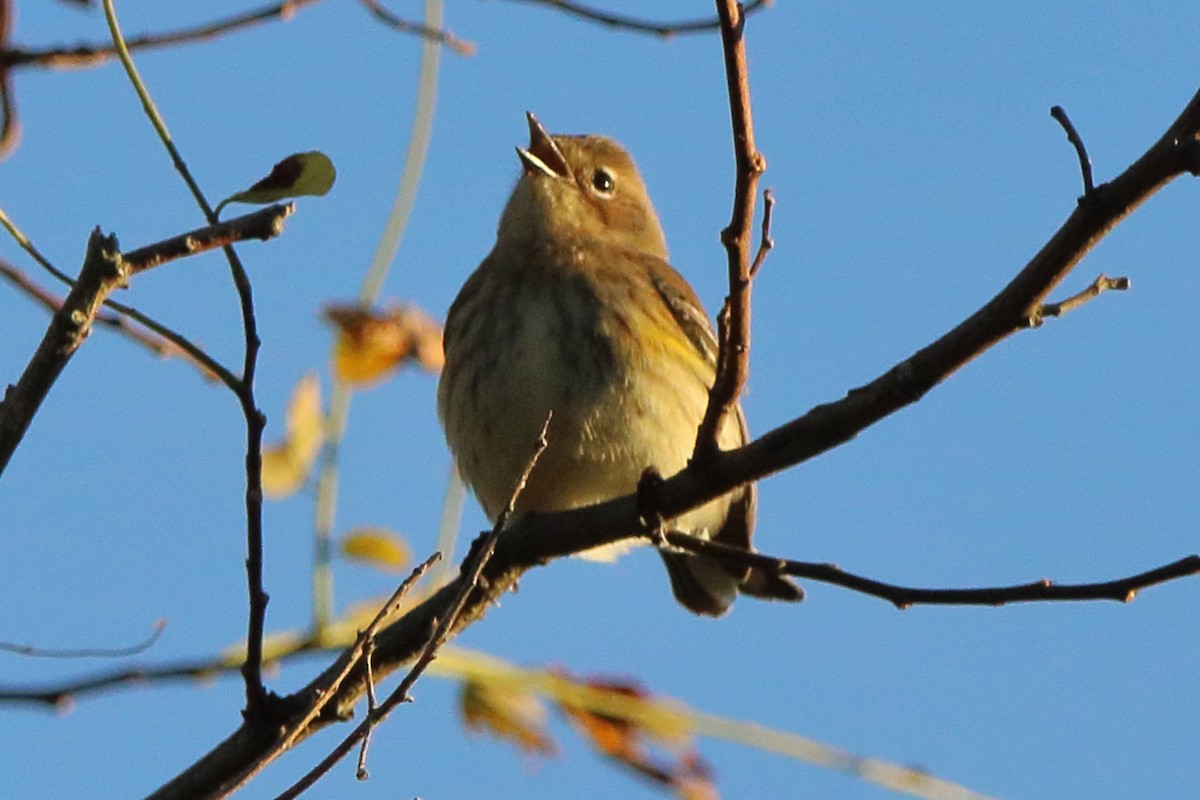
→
(144, 79, 1200, 800)
(0, 230, 125, 474)
(0, 205, 295, 477)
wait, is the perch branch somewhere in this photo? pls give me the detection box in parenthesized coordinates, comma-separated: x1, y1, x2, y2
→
(661, 531, 1200, 608)
(144, 49, 1200, 800)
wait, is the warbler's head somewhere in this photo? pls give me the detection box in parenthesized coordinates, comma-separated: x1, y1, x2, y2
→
(497, 112, 668, 259)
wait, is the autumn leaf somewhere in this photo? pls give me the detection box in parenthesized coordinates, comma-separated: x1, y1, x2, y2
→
(261, 372, 325, 498)
(215, 151, 336, 214)
(340, 527, 411, 572)
(323, 302, 443, 386)
(460, 679, 557, 757)
(556, 674, 716, 798)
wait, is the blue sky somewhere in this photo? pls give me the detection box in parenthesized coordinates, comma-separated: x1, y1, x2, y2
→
(1, 2, 1197, 798)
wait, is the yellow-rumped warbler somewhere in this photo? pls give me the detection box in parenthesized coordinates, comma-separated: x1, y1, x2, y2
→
(438, 113, 802, 616)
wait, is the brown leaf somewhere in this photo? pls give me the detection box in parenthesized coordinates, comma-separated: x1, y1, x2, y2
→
(556, 673, 716, 798)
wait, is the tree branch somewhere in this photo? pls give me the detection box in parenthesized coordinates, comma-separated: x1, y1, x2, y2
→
(357, 0, 475, 55)
(501, 0, 772, 38)
(662, 531, 1200, 608)
(122, 203, 294, 274)
(144, 82, 1200, 799)
(0, 0, 323, 72)
(1050, 104, 1096, 197)
(0, 203, 294, 477)
(0, 229, 126, 474)
(694, 0, 764, 462)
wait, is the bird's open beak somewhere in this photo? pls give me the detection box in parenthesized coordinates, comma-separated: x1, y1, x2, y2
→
(516, 112, 571, 179)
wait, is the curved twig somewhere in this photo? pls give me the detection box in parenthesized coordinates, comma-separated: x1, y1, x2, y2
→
(0, 0, 322, 72)
(501, 0, 771, 38)
(1051, 105, 1096, 196)
(661, 531, 1200, 608)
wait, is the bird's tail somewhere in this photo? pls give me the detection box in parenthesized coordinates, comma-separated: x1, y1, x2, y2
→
(659, 550, 803, 617)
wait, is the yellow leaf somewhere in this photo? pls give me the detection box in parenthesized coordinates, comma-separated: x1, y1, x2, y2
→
(324, 302, 444, 387)
(216, 151, 336, 213)
(460, 679, 557, 757)
(261, 372, 325, 499)
(340, 527, 411, 572)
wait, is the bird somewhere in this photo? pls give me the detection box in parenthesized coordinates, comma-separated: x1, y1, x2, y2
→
(437, 112, 802, 616)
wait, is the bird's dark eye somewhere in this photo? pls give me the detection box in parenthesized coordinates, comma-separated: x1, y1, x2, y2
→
(591, 168, 616, 195)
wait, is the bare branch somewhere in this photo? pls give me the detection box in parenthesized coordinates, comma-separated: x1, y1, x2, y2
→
(0, 202, 293, 477)
(273, 416, 551, 800)
(0, 620, 165, 659)
(358, 0, 476, 55)
(661, 531, 1200, 608)
(102, 0, 273, 716)
(1031, 273, 1130, 325)
(0, 0, 322, 72)
(500, 0, 771, 38)
(0, 258, 220, 380)
(748, 188, 776, 280)
(145, 44, 1200, 800)
(123, 203, 295, 274)
(694, 0, 762, 462)
(0, 230, 127, 474)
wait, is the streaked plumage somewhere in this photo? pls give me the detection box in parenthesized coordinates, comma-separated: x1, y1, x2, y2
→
(438, 114, 802, 616)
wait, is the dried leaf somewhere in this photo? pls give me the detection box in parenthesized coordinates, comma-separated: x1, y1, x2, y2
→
(324, 302, 443, 386)
(461, 679, 557, 757)
(216, 151, 336, 213)
(557, 674, 713, 797)
(340, 527, 411, 572)
(261, 372, 324, 498)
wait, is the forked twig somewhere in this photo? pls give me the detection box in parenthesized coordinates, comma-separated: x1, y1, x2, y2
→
(275, 414, 552, 799)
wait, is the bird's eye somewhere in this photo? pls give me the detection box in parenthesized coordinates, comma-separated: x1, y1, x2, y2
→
(591, 168, 616, 196)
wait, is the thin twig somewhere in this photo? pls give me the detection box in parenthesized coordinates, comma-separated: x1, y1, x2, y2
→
(663, 531, 1200, 608)
(275, 414, 551, 800)
(0, 620, 165, 659)
(271, 554, 442, 753)
(0, 0, 322, 71)
(101, 0, 271, 717)
(1051, 105, 1096, 196)
(748, 188, 776, 280)
(358, 0, 475, 55)
(1032, 273, 1130, 324)
(0, 258, 212, 379)
(123, 203, 295, 274)
(355, 640, 376, 780)
(694, 0, 762, 462)
(0, 557, 437, 709)
(502, 0, 771, 38)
